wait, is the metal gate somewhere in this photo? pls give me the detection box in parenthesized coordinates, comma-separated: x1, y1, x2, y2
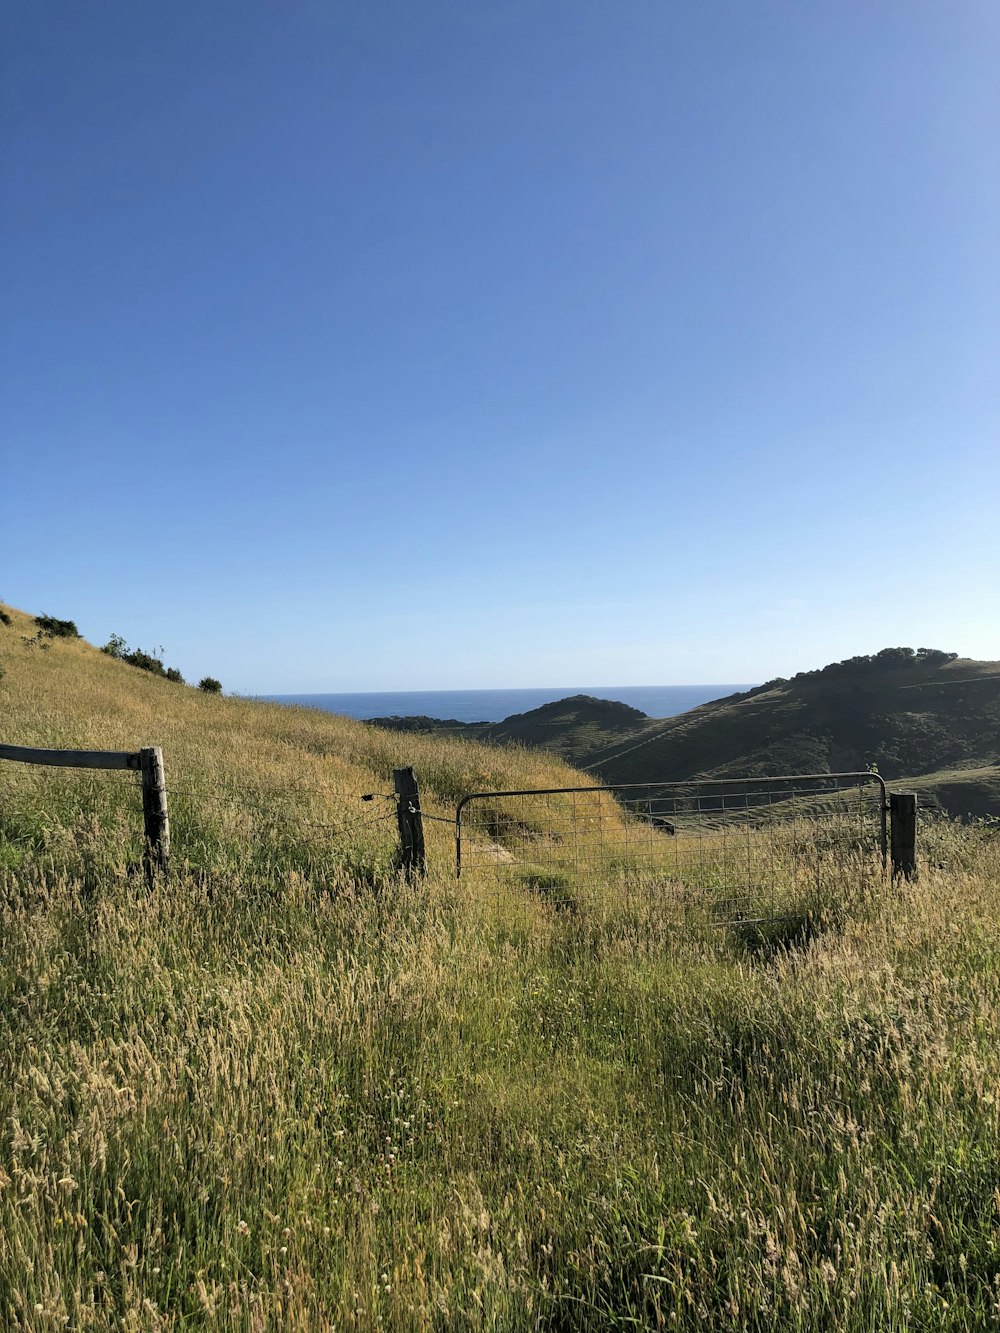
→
(455, 771, 888, 922)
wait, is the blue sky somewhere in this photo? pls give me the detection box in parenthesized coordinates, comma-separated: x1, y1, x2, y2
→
(3, 1, 998, 692)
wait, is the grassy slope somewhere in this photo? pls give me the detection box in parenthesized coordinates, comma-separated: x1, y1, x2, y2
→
(0, 604, 594, 800)
(4, 607, 1000, 1329)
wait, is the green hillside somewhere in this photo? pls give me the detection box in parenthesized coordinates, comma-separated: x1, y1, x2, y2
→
(585, 650, 1000, 810)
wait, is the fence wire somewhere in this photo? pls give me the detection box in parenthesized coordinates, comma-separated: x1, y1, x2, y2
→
(4, 750, 896, 914)
(156, 781, 401, 880)
(0, 755, 403, 884)
(456, 773, 888, 925)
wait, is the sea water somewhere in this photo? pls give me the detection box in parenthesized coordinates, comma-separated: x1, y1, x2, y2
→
(266, 685, 755, 724)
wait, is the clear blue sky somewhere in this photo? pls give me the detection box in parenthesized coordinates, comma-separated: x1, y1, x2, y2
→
(3, 1, 998, 692)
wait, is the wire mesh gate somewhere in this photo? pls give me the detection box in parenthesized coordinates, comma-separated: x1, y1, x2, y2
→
(455, 772, 888, 924)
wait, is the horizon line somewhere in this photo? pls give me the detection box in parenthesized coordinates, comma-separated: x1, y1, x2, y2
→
(259, 682, 759, 697)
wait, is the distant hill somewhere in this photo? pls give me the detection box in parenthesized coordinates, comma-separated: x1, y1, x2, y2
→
(585, 650, 1000, 789)
(367, 694, 648, 764)
(369, 650, 1000, 817)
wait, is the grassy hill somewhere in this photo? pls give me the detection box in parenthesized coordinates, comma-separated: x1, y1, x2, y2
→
(585, 650, 1000, 814)
(5, 606, 1000, 1328)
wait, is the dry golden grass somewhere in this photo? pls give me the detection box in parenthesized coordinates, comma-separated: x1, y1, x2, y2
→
(3, 606, 1000, 1330)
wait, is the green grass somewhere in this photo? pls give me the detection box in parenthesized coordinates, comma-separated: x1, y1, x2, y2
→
(4, 606, 1000, 1329)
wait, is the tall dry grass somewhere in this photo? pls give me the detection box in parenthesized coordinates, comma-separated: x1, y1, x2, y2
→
(3, 607, 1000, 1330)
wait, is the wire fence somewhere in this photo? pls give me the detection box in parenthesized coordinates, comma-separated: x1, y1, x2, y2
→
(3, 746, 916, 923)
(456, 773, 889, 925)
(0, 748, 404, 886)
(912, 806, 999, 874)
(156, 780, 402, 882)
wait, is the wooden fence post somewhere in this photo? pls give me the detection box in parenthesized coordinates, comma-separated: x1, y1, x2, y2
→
(889, 791, 917, 879)
(140, 746, 170, 885)
(393, 766, 425, 876)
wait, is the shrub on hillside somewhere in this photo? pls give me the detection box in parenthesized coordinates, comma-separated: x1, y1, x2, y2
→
(35, 614, 79, 638)
(787, 647, 960, 684)
(101, 634, 127, 658)
(916, 647, 959, 665)
(102, 633, 184, 682)
(198, 677, 222, 694)
(124, 648, 168, 676)
(0, 609, 12, 627)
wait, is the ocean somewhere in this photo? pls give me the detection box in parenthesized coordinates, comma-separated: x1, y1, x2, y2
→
(266, 685, 755, 724)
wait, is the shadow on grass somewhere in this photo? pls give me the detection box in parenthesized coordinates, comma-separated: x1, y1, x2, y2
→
(728, 910, 828, 960)
(513, 868, 579, 914)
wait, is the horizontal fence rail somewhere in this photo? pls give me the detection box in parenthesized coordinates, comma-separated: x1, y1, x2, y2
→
(456, 772, 889, 924)
(0, 742, 142, 771)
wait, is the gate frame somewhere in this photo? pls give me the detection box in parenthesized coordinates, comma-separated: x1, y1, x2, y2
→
(455, 771, 888, 879)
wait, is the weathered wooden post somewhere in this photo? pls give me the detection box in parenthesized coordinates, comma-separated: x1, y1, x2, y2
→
(889, 791, 917, 879)
(140, 746, 170, 885)
(393, 766, 425, 876)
